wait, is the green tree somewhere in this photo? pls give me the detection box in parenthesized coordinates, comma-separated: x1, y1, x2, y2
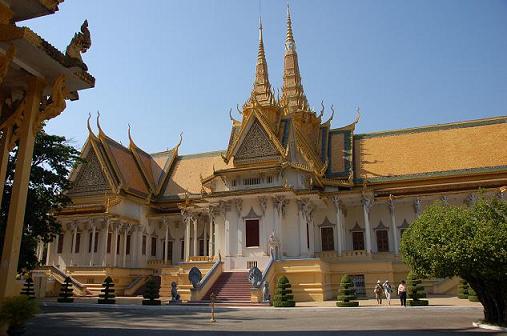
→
(0, 130, 81, 271)
(336, 274, 359, 307)
(272, 275, 295, 307)
(400, 197, 507, 324)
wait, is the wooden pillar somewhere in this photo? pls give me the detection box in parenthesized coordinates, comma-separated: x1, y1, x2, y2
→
(0, 78, 44, 297)
(0, 126, 13, 208)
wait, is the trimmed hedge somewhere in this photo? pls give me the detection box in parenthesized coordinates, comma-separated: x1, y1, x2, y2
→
(336, 274, 359, 307)
(407, 272, 428, 306)
(273, 275, 295, 307)
(142, 277, 161, 306)
(457, 279, 469, 299)
(57, 277, 74, 303)
(98, 276, 116, 304)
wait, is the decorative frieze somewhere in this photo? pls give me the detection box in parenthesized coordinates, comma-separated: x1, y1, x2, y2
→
(273, 195, 289, 217)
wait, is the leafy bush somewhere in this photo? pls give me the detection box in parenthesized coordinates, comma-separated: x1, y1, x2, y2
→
(0, 296, 40, 329)
(336, 274, 359, 307)
(272, 275, 295, 307)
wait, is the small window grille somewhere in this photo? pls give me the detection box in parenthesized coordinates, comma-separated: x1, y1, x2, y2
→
(266, 176, 273, 184)
(243, 177, 261, 186)
(231, 179, 237, 187)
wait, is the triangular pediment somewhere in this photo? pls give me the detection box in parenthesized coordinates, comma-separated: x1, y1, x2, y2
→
(234, 118, 281, 165)
(70, 147, 111, 195)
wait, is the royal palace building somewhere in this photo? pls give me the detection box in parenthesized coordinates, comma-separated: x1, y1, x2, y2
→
(34, 9, 507, 302)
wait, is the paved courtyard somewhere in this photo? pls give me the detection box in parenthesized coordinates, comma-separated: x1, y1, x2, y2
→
(24, 303, 504, 336)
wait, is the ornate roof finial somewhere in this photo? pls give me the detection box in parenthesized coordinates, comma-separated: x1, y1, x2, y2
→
(96, 110, 104, 135)
(246, 14, 274, 107)
(87, 112, 94, 134)
(286, 3, 295, 51)
(280, 4, 309, 115)
(128, 123, 137, 148)
(175, 132, 183, 152)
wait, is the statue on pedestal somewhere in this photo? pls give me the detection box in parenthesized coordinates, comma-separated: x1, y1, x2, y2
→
(170, 281, 181, 303)
(268, 231, 280, 260)
(262, 281, 270, 303)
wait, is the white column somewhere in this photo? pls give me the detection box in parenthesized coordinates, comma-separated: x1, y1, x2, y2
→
(45, 242, 51, 266)
(273, 196, 287, 257)
(113, 222, 119, 267)
(224, 203, 231, 256)
(361, 195, 373, 253)
(164, 219, 169, 264)
(90, 222, 96, 266)
(182, 210, 191, 261)
(122, 225, 128, 267)
(297, 200, 308, 256)
(102, 219, 109, 267)
(388, 196, 399, 255)
(208, 207, 215, 257)
(137, 228, 143, 267)
(71, 222, 78, 265)
(203, 220, 207, 257)
(233, 199, 243, 257)
(192, 218, 198, 257)
(332, 196, 344, 256)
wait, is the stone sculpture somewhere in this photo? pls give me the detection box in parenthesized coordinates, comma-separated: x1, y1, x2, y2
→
(170, 281, 181, 303)
(248, 266, 262, 287)
(188, 267, 202, 288)
(263, 281, 270, 303)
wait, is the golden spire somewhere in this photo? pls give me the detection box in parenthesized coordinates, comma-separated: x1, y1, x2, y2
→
(246, 16, 275, 107)
(280, 4, 309, 115)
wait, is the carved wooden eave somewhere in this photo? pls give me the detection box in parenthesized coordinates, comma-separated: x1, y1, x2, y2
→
(4, 0, 64, 22)
(0, 25, 95, 92)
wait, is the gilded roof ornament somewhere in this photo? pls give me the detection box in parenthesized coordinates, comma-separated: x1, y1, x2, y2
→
(96, 111, 104, 136)
(86, 112, 96, 136)
(65, 20, 91, 70)
(318, 100, 325, 119)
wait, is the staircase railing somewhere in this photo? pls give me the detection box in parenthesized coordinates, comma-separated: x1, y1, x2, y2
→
(255, 256, 275, 288)
(189, 255, 223, 301)
(45, 265, 93, 296)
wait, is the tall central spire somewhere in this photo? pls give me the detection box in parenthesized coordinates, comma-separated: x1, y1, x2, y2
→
(280, 4, 309, 115)
(247, 17, 274, 107)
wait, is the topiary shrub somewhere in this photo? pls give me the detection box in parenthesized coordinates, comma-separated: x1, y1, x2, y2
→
(142, 277, 161, 306)
(57, 277, 74, 303)
(468, 287, 479, 302)
(407, 271, 428, 306)
(272, 275, 295, 307)
(457, 279, 469, 299)
(20, 277, 36, 299)
(98, 276, 116, 304)
(336, 274, 359, 307)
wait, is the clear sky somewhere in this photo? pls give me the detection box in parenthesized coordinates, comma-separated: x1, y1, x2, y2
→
(26, 0, 507, 155)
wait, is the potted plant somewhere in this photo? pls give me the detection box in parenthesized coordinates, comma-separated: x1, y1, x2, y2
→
(0, 296, 40, 335)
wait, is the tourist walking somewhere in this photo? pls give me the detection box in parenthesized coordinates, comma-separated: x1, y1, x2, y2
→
(374, 280, 383, 304)
(398, 280, 407, 307)
(383, 280, 392, 305)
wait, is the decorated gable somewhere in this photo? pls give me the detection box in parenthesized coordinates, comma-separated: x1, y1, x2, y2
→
(234, 119, 281, 165)
(69, 149, 110, 194)
(326, 129, 353, 179)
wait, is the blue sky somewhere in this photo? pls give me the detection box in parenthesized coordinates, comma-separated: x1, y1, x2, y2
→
(26, 0, 507, 154)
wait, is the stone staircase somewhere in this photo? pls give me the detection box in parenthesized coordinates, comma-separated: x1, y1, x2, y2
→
(203, 271, 251, 302)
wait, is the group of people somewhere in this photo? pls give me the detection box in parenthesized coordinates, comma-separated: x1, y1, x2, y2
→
(373, 280, 407, 307)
